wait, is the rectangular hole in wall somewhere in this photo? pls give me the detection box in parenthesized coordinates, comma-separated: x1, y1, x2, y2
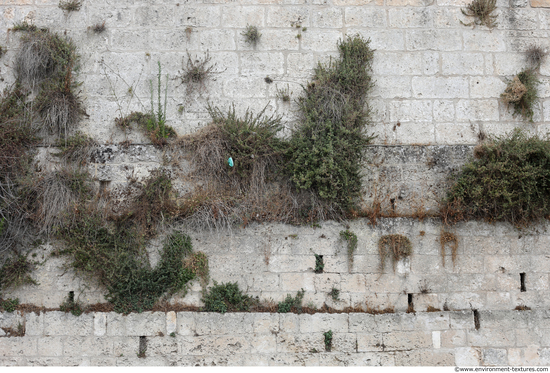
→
(68, 291, 74, 303)
(407, 293, 414, 313)
(138, 336, 147, 358)
(473, 310, 480, 330)
(520, 273, 526, 292)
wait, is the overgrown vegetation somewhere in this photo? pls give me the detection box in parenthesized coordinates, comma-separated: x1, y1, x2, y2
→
(461, 0, 497, 28)
(276, 84, 291, 102)
(242, 25, 261, 46)
(440, 231, 458, 266)
(286, 35, 374, 213)
(378, 234, 412, 272)
(501, 69, 539, 122)
(441, 129, 550, 227)
(115, 62, 176, 145)
(278, 289, 305, 313)
(340, 229, 357, 270)
(58, 222, 201, 313)
(201, 281, 258, 313)
(0, 255, 37, 293)
(177, 35, 374, 228)
(14, 22, 83, 141)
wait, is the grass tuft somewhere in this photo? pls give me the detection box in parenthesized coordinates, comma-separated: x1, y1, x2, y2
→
(242, 25, 261, 46)
(58, 0, 82, 12)
(461, 0, 497, 28)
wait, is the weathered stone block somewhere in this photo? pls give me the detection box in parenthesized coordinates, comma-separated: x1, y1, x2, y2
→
(299, 314, 348, 333)
(44, 312, 93, 337)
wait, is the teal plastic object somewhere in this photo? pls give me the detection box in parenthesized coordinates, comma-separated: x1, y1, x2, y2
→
(228, 157, 234, 167)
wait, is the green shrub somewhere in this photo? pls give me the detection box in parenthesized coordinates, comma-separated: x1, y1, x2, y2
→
(278, 289, 305, 313)
(58, 211, 198, 313)
(442, 129, 550, 227)
(314, 254, 324, 274)
(201, 281, 257, 313)
(286, 35, 374, 212)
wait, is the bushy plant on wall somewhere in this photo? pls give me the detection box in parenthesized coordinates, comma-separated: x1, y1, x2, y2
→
(441, 129, 550, 227)
(286, 34, 375, 214)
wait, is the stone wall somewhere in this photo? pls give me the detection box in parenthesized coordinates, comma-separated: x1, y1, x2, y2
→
(1, 309, 550, 366)
(2, 0, 550, 144)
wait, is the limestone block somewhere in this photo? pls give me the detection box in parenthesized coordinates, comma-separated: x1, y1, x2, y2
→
(482, 348, 508, 366)
(199, 29, 236, 52)
(299, 314, 348, 333)
(250, 333, 277, 354)
(455, 347, 481, 366)
(373, 76, 412, 99)
(112, 336, 139, 357)
(44, 312, 93, 337)
(433, 100, 455, 122)
(166, 312, 176, 336)
(468, 329, 515, 347)
(280, 314, 300, 333)
(106, 313, 126, 337)
(456, 99, 499, 122)
(313, 273, 341, 292)
(373, 52, 423, 75)
(357, 333, 384, 352)
(382, 331, 432, 351)
(253, 313, 279, 334)
(37, 336, 64, 357)
(174, 5, 221, 28)
(280, 273, 315, 292)
(441, 329, 467, 348)
(344, 7, 387, 27)
(182, 335, 250, 356)
(147, 336, 178, 357)
(442, 53, 485, 75)
(388, 8, 434, 28)
(94, 313, 107, 337)
(450, 311, 475, 330)
(0, 337, 37, 357)
(266, 6, 310, 28)
(412, 77, 469, 99)
(406, 30, 461, 51)
(301, 30, 343, 52)
(375, 313, 403, 333)
(124, 312, 165, 337)
(64, 336, 113, 357)
(276, 333, 324, 353)
(194, 313, 254, 336)
(267, 352, 320, 366)
(311, 8, 343, 28)
(394, 350, 455, 366)
(220, 6, 264, 28)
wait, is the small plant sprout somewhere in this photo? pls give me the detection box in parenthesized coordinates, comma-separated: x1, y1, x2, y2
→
(276, 84, 291, 102)
(58, 0, 82, 12)
(461, 0, 497, 28)
(314, 254, 324, 273)
(242, 25, 261, 46)
(264, 76, 273, 84)
(178, 51, 217, 94)
(90, 21, 106, 34)
(526, 45, 547, 69)
(329, 287, 340, 302)
(324, 330, 333, 351)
